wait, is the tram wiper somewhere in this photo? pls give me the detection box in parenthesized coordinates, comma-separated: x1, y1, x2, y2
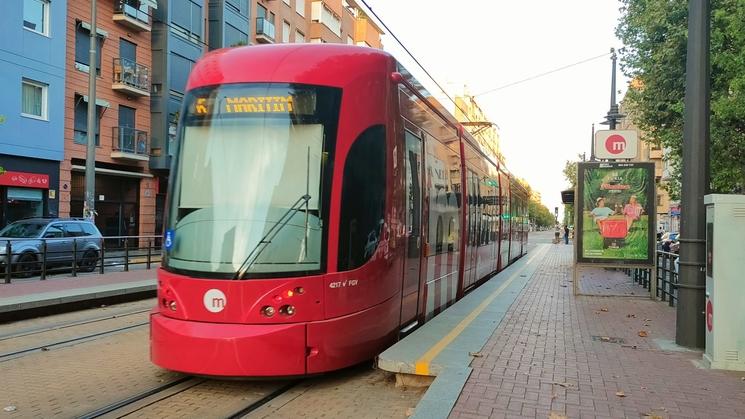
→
(233, 194, 311, 280)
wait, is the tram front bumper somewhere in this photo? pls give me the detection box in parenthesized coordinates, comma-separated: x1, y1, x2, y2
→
(150, 313, 307, 377)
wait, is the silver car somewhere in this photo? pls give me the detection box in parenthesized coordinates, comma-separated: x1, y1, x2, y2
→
(0, 218, 102, 277)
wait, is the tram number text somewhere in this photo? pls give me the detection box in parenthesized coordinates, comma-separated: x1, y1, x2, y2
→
(329, 279, 359, 289)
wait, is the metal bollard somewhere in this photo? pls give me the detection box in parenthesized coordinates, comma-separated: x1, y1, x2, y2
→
(5, 241, 12, 283)
(41, 240, 48, 280)
(124, 238, 129, 272)
(71, 239, 77, 277)
(100, 240, 106, 274)
(147, 239, 152, 270)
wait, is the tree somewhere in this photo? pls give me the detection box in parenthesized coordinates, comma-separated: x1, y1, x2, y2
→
(616, 0, 745, 198)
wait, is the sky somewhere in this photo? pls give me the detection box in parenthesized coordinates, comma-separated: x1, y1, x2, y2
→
(358, 0, 631, 221)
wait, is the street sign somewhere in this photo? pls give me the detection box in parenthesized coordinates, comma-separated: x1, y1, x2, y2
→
(594, 130, 638, 159)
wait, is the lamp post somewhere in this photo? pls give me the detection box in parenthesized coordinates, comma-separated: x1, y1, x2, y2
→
(677, 0, 710, 349)
(84, 0, 97, 221)
(600, 48, 625, 130)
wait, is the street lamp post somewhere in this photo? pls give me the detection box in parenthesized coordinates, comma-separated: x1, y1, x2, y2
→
(84, 0, 97, 221)
(600, 48, 625, 131)
(677, 0, 710, 349)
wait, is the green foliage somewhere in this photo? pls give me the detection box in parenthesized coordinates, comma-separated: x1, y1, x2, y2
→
(529, 199, 556, 228)
(562, 158, 579, 188)
(617, 0, 745, 198)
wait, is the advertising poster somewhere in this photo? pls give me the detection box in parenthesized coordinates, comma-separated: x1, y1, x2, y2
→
(577, 162, 655, 265)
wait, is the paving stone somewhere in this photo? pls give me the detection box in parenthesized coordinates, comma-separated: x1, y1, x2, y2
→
(451, 244, 745, 418)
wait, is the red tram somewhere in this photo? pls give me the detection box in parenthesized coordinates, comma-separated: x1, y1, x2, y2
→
(150, 44, 529, 377)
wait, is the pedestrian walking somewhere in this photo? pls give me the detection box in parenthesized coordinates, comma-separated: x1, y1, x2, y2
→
(563, 224, 569, 244)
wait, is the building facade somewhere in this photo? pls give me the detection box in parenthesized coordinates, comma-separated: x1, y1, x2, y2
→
(0, 0, 67, 228)
(454, 92, 503, 164)
(60, 0, 156, 239)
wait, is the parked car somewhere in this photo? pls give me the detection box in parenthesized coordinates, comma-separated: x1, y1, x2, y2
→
(0, 218, 102, 277)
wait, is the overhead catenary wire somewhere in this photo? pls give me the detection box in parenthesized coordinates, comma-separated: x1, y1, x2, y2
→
(357, 0, 479, 125)
(473, 52, 613, 97)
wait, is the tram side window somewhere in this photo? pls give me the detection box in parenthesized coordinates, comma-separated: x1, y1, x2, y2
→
(338, 125, 386, 271)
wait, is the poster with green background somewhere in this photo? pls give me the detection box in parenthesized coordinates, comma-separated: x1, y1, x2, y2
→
(576, 162, 655, 265)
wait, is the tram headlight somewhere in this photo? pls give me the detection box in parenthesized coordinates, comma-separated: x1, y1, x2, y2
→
(168, 300, 177, 311)
(261, 306, 276, 317)
(294, 287, 305, 295)
(280, 305, 295, 316)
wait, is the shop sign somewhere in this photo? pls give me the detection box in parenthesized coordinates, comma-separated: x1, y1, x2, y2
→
(0, 171, 49, 189)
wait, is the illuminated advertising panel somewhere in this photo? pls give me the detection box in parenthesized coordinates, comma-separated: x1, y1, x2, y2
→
(576, 162, 655, 265)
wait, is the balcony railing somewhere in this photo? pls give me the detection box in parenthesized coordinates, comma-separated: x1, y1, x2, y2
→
(113, 0, 151, 31)
(256, 17, 275, 43)
(112, 127, 149, 161)
(112, 57, 150, 97)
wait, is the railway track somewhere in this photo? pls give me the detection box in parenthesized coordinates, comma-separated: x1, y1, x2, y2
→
(0, 308, 151, 342)
(0, 321, 148, 362)
(77, 377, 299, 419)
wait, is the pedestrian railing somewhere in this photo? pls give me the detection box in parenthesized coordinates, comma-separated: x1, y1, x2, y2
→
(2, 236, 162, 284)
(655, 251, 679, 306)
(621, 251, 679, 307)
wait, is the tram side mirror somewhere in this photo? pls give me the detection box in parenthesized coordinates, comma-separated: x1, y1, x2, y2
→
(390, 72, 404, 84)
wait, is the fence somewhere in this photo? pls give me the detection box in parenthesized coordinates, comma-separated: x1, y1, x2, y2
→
(2, 236, 162, 284)
(622, 251, 679, 307)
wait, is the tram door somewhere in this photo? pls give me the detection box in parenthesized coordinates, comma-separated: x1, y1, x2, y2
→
(400, 130, 424, 327)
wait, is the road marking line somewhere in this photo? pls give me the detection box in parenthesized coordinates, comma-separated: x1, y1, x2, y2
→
(413, 246, 546, 375)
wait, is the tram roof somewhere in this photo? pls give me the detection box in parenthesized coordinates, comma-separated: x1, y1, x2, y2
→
(186, 44, 394, 91)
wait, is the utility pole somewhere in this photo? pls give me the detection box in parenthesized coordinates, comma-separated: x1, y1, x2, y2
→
(677, 0, 710, 349)
(85, 0, 97, 221)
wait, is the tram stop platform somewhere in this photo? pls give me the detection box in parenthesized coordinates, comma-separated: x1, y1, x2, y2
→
(0, 270, 156, 321)
(379, 241, 745, 419)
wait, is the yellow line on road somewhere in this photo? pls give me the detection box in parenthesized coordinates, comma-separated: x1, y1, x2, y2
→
(413, 246, 546, 376)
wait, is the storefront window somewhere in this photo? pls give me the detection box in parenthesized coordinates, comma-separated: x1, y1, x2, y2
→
(6, 188, 43, 223)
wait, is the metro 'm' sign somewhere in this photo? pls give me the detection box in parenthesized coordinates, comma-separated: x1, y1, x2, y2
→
(594, 130, 638, 159)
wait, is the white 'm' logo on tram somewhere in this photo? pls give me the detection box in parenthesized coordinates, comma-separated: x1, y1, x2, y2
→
(203, 289, 227, 313)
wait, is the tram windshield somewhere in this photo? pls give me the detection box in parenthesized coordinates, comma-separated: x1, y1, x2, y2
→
(164, 83, 341, 278)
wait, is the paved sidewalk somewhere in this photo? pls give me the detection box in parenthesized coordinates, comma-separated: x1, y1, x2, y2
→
(0, 269, 156, 316)
(450, 245, 745, 419)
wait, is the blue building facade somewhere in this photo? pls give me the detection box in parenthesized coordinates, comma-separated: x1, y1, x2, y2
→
(0, 0, 67, 226)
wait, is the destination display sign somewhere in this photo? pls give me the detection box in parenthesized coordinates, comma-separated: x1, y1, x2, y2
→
(190, 87, 317, 118)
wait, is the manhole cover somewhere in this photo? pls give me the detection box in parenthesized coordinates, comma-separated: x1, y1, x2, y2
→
(591, 336, 626, 344)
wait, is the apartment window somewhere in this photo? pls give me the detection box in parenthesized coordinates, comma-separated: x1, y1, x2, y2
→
(170, 53, 195, 94)
(282, 21, 291, 43)
(74, 25, 103, 74)
(23, 0, 49, 36)
(296, 0, 305, 16)
(225, 23, 248, 47)
(310, 38, 324, 43)
(73, 95, 101, 145)
(347, 35, 353, 45)
(311, 1, 341, 37)
(283, 0, 291, 5)
(172, 0, 203, 42)
(257, 4, 267, 19)
(21, 79, 48, 120)
(295, 30, 305, 43)
(226, 0, 249, 17)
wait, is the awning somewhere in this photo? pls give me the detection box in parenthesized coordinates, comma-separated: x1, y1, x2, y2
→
(141, 0, 158, 9)
(80, 95, 111, 108)
(79, 21, 109, 38)
(71, 165, 153, 179)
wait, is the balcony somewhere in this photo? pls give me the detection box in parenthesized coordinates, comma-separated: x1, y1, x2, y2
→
(255, 17, 275, 43)
(113, 0, 151, 32)
(112, 127, 149, 161)
(112, 58, 150, 97)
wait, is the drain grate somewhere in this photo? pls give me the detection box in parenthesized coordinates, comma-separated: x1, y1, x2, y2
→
(592, 335, 626, 344)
